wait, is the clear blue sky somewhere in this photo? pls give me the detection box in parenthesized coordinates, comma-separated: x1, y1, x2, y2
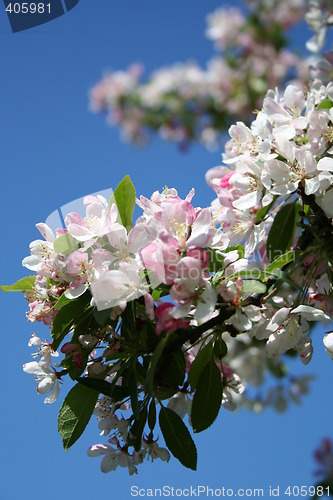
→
(1, 2, 332, 499)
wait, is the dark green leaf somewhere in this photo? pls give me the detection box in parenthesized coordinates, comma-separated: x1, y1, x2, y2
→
(265, 250, 296, 273)
(128, 406, 148, 452)
(158, 349, 185, 389)
(188, 342, 213, 390)
(148, 399, 156, 430)
(145, 336, 169, 396)
(113, 175, 136, 230)
(93, 307, 112, 326)
(51, 292, 91, 351)
(155, 387, 179, 400)
(1, 276, 35, 292)
(77, 377, 130, 402)
(159, 406, 197, 470)
(128, 370, 140, 421)
(121, 301, 137, 340)
(213, 337, 228, 359)
(266, 202, 298, 262)
(191, 357, 222, 433)
(52, 293, 73, 310)
(58, 384, 98, 450)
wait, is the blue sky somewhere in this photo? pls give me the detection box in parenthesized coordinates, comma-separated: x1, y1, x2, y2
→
(1, 2, 332, 499)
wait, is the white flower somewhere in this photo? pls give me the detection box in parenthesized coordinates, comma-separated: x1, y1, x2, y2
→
(297, 337, 313, 365)
(265, 305, 329, 357)
(87, 442, 137, 475)
(323, 331, 333, 359)
(91, 261, 149, 310)
(167, 392, 192, 419)
(23, 360, 60, 403)
(317, 189, 333, 217)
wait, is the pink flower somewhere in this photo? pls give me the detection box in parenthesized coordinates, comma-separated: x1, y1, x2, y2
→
(155, 303, 190, 335)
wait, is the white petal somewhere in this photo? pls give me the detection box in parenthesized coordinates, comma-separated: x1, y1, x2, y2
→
(64, 284, 88, 299)
(227, 312, 252, 331)
(44, 381, 60, 403)
(23, 361, 44, 375)
(291, 305, 330, 321)
(323, 332, 333, 359)
(22, 255, 41, 271)
(304, 177, 320, 195)
(37, 375, 55, 394)
(36, 223, 55, 243)
(101, 453, 121, 473)
(87, 444, 113, 457)
(317, 157, 333, 171)
(232, 191, 260, 211)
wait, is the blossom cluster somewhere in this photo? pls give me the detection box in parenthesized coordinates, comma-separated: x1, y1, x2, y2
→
(206, 79, 333, 357)
(13, 77, 333, 470)
(90, 0, 308, 149)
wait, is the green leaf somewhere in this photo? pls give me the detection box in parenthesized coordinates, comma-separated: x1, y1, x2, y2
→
(151, 284, 171, 300)
(53, 233, 80, 256)
(145, 336, 169, 396)
(77, 377, 129, 402)
(93, 307, 112, 326)
(128, 405, 148, 452)
(265, 250, 296, 273)
(58, 384, 98, 450)
(266, 202, 298, 262)
(121, 301, 137, 340)
(1, 276, 36, 292)
(155, 387, 179, 400)
(208, 249, 225, 273)
(188, 342, 213, 390)
(316, 98, 333, 109)
(51, 292, 91, 351)
(148, 399, 156, 431)
(242, 279, 267, 294)
(158, 349, 186, 389)
(213, 337, 228, 359)
(255, 196, 278, 223)
(222, 269, 268, 283)
(159, 406, 197, 470)
(128, 370, 140, 421)
(52, 293, 73, 310)
(113, 175, 136, 230)
(191, 357, 223, 433)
